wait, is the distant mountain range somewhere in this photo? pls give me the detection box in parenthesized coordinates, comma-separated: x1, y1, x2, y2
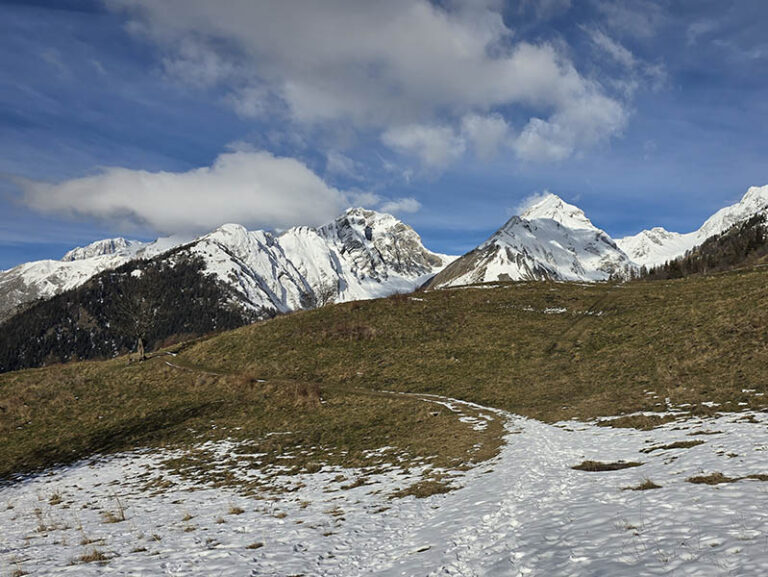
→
(2, 185, 768, 370)
(0, 208, 451, 323)
(4, 186, 768, 318)
(428, 185, 768, 288)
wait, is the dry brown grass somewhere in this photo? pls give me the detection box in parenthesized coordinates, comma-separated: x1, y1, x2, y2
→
(391, 480, 453, 499)
(572, 460, 644, 472)
(687, 472, 768, 485)
(641, 440, 705, 453)
(78, 549, 108, 563)
(687, 472, 740, 485)
(624, 479, 662, 491)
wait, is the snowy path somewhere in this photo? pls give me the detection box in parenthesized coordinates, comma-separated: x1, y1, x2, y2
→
(2, 398, 768, 576)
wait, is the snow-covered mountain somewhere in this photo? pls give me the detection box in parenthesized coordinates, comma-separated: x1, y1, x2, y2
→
(0, 236, 187, 322)
(177, 208, 451, 317)
(427, 194, 634, 288)
(0, 209, 452, 322)
(4, 185, 768, 321)
(618, 185, 768, 267)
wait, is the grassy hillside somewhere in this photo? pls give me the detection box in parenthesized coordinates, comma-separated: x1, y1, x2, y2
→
(2, 267, 768, 483)
(183, 270, 768, 421)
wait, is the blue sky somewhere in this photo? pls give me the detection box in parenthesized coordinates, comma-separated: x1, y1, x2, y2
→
(2, 0, 768, 268)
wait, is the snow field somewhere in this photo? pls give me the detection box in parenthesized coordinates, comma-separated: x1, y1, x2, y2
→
(2, 404, 768, 576)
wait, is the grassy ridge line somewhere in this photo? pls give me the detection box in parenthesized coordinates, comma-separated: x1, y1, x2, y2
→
(180, 270, 768, 421)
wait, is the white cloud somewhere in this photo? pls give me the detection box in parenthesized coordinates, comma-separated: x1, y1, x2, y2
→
(382, 124, 466, 170)
(110, 0, 628, 165)
(514, 85, 627, 162)
(584, 27, 667, 96)
(461, 113, 511, 160)
(325, 151, 363, 181)
(17, 151, 350, 234)
(585, 28, 637, 69)
(379, 197, 421, 214)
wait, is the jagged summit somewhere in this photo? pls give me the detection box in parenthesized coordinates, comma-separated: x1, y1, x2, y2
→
(62, 237, 141, 262)
(520, 193, 597, 231)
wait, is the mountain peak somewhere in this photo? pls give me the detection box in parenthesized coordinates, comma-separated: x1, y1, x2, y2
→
(520, 193, 596, 231)
(740, 185, 768, 207)
(62, 238, 139, 262)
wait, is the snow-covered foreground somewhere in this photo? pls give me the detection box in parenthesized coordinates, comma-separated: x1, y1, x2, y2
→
(3, 403, 768, 576)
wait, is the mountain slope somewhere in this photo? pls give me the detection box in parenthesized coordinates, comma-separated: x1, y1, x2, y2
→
(0, 252, 257, 373)
(426, 194, 633, 288)
(0, 236, 187, 322)
(618, 185, 768, 267)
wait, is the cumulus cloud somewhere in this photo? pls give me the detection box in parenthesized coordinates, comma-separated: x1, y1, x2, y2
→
(16, 150, 421, 233)
(17, 151, 352, 234)
(461, 114, 511, 160)
(514, 84, 627, 162)
(109, 0, 628, 165)
(687, 20, 717, 46)
(379, 197, 421, 214)
(382, 125, 466, 170)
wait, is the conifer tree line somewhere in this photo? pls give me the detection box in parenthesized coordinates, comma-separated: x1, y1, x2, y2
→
(0, 253, 259, 373)
(640, 214, 768, 280)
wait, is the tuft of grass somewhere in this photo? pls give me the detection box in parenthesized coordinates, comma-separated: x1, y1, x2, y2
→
(745, 474, 768, 481)
(687, 472, 740, 485)
(641, 440, 705, 453)
(624, 479, 662, 491)
(78, 549, 108, 563)
(391, 480, 453, 499)
(246, 541, 264, 550)
(687, 472, 768, 485)
(101, 510, 124, 524)
(597, 415, 681, 430)
(572, 460, 643, 472)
